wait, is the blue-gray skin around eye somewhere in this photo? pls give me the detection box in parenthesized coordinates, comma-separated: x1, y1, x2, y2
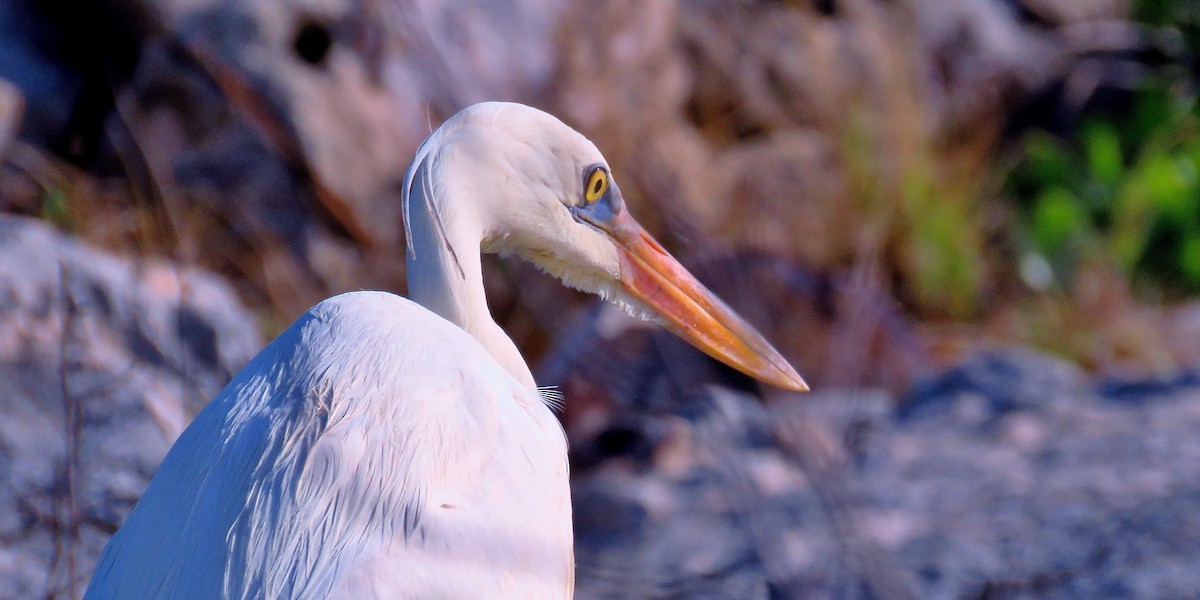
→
(570, 178, 624, 231)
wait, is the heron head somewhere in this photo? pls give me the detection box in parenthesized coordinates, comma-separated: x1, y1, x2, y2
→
(409, 102, 808, 392)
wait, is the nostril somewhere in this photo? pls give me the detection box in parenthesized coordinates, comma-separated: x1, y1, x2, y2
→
(293, 20, 333, 67)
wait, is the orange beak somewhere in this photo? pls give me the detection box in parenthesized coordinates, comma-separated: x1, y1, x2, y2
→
(603, 208, 809, 392)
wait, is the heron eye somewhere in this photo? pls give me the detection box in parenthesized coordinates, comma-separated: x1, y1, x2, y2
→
(584, 167, 608, 204)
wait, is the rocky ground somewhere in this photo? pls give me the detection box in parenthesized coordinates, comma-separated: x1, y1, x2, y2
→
(0, 217, 260, 599)
(560, 309, 1200, 599)
(1, 222, 1198, 600)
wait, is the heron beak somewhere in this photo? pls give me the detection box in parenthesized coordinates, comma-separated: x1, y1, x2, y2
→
(604, 209, 809, 392)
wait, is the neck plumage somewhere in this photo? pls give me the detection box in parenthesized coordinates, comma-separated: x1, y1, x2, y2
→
(404, 162, 537, 389)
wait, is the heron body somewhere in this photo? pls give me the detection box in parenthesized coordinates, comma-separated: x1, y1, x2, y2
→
(85, 102, 805, 599)
(86, 292, 571, 598)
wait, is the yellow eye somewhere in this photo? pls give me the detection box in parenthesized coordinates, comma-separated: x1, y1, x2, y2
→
(584, 168, 608, 203)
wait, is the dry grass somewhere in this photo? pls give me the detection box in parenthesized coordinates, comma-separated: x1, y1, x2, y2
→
(0, 0, 1178, 375)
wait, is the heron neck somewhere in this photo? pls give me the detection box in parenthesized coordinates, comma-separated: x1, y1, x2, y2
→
(404, 174, 537, 390)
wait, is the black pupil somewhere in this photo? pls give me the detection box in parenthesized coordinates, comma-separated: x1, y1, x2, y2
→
(294, 21, 333, 67)
(592, 177, 602, 194)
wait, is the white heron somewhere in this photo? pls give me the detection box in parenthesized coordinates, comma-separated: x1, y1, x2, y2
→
(84, 102, 807, 599)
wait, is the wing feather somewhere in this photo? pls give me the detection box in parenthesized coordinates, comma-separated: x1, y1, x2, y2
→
(86, 292, 522, 599)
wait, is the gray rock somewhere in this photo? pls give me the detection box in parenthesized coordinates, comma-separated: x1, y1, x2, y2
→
(0, 77, 19, 159)
(555, 302, 1200, 600)
(145, 0, 565, 250)
(859, 354, 1200, 599)
(0, 216, 259, 599)
(898, 348, 1089, 422)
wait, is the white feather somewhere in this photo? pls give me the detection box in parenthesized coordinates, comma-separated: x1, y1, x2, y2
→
(86, 293, 573, 599)
(537, 385, 566, 412)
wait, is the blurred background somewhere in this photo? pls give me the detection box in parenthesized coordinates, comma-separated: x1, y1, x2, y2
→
(2, 0, 1199, 598)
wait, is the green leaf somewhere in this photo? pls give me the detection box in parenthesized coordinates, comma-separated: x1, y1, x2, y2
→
(1141, 153, 1195, 224)
(41, 189, 69, 227)
(1032, 187, 1084, 252)
(1129, 84, 1176, 146)
(1133, 0, 1177, 26)
(1181, 235, 1200, 285)
(1022, 133, 1077, 190)
(1083, 121, 1124, 186)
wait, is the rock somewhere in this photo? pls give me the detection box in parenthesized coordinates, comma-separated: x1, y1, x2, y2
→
(571, 388, 853, 600)
(138, 0, 566, 250)
(1096, 370, 1200, 403)
(0, 0, 142, 164)
(860, 356, 1200, 599)
(0, 1, 77, 150)
(81, 0, 570, 319)
(898, 348, 1089, 422)
(0, 77, 20, 159)
(555, 313, 1200, 600)
(0, 216, 260, 599)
